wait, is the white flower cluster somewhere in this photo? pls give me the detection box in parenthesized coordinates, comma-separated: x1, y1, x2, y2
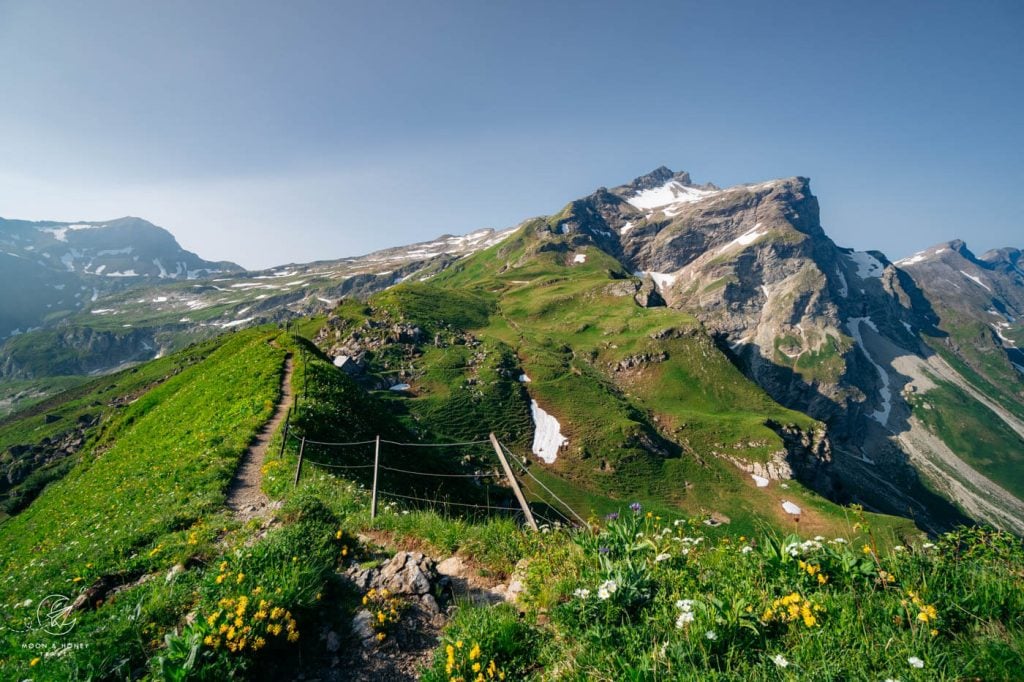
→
(597, 580, 618, 600)
(785, 538, 823, 556)
(675, 598, 696, 628)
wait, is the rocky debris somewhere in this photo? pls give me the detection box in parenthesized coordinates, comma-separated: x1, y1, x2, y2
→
(634, 278, 666, 307)
(604, 280, 639, 297)
(611, 351, 668, 372)
(335, 551, 462, 682)
(725, 452, 793, 481)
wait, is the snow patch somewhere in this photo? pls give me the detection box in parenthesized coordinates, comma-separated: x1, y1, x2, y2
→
(991, 324, 1017, 346)
(619, 221, 635, 235)
(105, 270, 138, 277)
(573, 253, 587, 264)
(152, 296, 168, 303)
(781, 501, 802, 515)
(518, 373, 531, 383)
(389, 383, 411, 391)
(727, 224, 766, 249)
(846, 316, 892, 427)
(895, 251, 928, 266)
(835, 267, 848, 297)
(626, 180, 718, 211)
(847, 251, 884, 278)
(530, 399, 566, 464)
(959, 270, 992, 292)
(635, 271, 677, 291)
(219, 317, 253, 328)
(752, 474, 770, 488)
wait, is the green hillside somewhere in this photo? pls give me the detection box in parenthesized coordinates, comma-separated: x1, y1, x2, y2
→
(0, 318, 1019, 680)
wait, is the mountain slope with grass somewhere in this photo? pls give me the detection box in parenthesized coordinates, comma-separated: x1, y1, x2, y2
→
(1, 322, 1019, 681)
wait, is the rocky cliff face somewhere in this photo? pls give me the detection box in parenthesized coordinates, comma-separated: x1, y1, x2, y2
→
(527, 168, 1022, 532)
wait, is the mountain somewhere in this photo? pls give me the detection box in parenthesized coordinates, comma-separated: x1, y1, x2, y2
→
(483, 167, 1021, 532)
(0, 224, 512, 385)
(2, 169, 1022, 535)
(0, 216, 241, 340)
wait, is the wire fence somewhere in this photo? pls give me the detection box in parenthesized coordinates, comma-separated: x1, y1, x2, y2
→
(281, 424, 586, 530)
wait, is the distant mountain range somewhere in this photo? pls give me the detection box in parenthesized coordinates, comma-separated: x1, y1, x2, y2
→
(0, 216, 241, 340)
(1, 168, 1021, 533)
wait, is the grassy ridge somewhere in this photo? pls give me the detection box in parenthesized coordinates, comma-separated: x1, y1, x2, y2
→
(0, 338, 227, 517)
(0, 328, 286, 677)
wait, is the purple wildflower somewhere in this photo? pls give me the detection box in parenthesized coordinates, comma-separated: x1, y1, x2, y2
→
(605, 512, 619, 521)
(598, 546, 610, 555)
(630, 502, 642, 513)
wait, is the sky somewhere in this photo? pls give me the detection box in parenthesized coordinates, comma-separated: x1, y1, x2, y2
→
(0, 1, 1021, 270)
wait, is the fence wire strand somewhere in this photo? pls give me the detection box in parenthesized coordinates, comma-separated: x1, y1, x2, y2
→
(502, 443, 589, 527)
(377, 490, 516, 513)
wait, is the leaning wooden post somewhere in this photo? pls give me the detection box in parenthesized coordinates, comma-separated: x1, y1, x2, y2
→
(293, 437, 306, 487)
(370, 435, 381, 522)
(278, 408, 291, 459)
(490, 433, 538, 531)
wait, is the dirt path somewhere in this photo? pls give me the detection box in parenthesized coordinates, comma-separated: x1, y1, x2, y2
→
(226, 354, 294, 522)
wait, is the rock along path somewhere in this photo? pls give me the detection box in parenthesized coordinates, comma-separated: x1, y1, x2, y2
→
(226, 354, 294, 522)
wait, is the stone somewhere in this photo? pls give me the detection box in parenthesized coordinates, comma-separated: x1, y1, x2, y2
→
(351, 609, 375, 643)
(378, 551, 436, 595)
(436, 556, 467, 578)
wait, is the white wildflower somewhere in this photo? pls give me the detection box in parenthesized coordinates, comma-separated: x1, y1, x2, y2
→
(573, 588, 590, 599)
(908, 656, 924, 668)
(922, 543, 935, 550)
(675, 599, 695, 611)
(771, 654, 789, 668)
(741, 546, 754, 554)
(705, 630, 717, 640)
(675, 611, 695, 628)
(655, 553, 671, 562)
(597, 580, 618, 600)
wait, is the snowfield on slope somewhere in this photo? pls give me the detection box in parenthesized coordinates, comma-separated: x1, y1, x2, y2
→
(530, 399, 567, 464)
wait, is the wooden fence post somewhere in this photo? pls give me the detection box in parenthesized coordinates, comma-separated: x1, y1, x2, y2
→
(278, 408, 291, 459)
(370, 435, 381, 522)
(490, 433, 538, 531)
(293, 437, 305, 487)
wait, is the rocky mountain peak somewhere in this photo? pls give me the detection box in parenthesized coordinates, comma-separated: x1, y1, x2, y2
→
(980, 247, 1024, 275)
(624, 166, 697, 193)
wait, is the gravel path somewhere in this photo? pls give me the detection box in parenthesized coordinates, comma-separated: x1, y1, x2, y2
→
(226, 354, 294, 522)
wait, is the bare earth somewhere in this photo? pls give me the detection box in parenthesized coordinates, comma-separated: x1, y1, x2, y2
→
(226, 354, 294, 522)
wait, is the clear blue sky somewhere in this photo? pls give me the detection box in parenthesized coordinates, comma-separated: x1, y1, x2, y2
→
(0, 1, 1020, 269)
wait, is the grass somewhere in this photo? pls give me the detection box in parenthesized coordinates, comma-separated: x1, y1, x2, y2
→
(0, 338, 227, 517)
(0, 319, 1011, 680)
(419, 512, 1024, 681)
(908, 378, 1024, 500)
(0, 327, 287, 678)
